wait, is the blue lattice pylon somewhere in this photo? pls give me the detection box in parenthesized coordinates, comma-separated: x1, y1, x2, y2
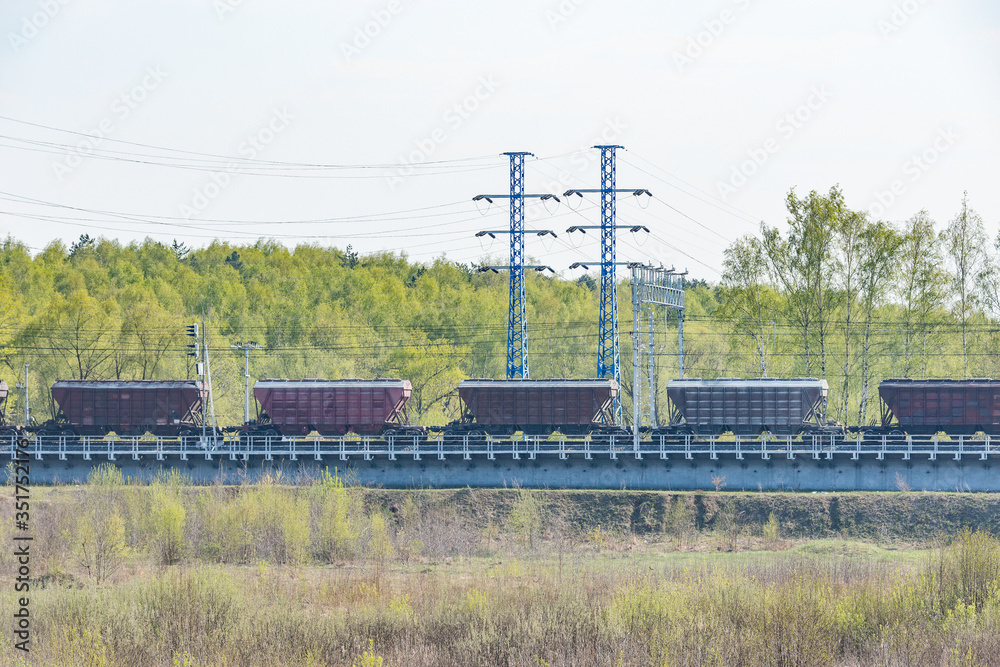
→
(564, 146, 651, 425)
(474, 153, 559, 379)
(507, 152, 529, 379)
(596, 146, 621, 419)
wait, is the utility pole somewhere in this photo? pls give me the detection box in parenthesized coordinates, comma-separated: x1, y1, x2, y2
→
(475, 152, 559, 379)
(231, 341, 263, 424)
(566, 145, 650, 424)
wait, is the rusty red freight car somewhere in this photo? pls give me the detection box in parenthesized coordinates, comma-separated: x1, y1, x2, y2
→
(0, 380, 15, 436)
(250, 379, 418, 437)
(39, 380, 208, 437)
(451, 379, 621, 436)
(664, 378, 834, 436)
(879, 379, 1000, 435)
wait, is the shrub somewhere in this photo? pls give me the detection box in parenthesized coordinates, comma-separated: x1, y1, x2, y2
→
(930, 527, 1000, 613)
(507, 488, 542, 547)
(145, 481, 187, 565)
(309, 468, 359, 562)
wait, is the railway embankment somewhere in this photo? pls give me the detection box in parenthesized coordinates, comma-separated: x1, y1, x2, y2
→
(362, 487, 1000, 542)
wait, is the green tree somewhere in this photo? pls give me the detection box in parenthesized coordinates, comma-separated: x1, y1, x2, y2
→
(856, 220, 904, 425)
(835, 210, 866, 423)
(942, 192, 986, 378)
(898, 212, 948, 378)
(0, 274, 23, 364)
(24, 290, 120, 381)
(721, 236, 778, 376)
(762, 186, 845, 378)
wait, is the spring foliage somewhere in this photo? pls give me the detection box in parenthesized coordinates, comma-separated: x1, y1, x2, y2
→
(0, 187, 995, 429)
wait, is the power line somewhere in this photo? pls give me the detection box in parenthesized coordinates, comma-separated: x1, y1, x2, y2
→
(624, 152, 761, 226)
(0, 115, 502, 171)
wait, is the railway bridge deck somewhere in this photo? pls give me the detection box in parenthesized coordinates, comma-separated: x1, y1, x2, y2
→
(6, 433, 1000, 491)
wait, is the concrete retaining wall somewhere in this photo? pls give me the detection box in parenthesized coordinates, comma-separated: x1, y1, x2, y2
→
(17, 453, 1000, 491)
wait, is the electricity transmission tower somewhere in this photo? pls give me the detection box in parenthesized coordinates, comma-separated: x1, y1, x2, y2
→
(565, 145, 650, 423)
(475, 152, 559, 379)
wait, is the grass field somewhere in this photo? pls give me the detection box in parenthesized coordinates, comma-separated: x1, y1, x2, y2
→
(3, 466, 1000, 666)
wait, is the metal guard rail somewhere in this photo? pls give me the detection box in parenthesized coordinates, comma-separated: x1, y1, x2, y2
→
(2, 433, 997, 463)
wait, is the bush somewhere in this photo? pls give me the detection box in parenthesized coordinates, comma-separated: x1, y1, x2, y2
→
(930, 527, 1000, 613)
(145, 481, 187, 565)
(507, 489, 542, 548)
(309, 467, 360, 562)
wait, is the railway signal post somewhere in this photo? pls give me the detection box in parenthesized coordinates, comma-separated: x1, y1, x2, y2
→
(14, 363, 28, 427)
(474, 152, 559, 379)
(566, 145, 651, 424)
(186, 322, 209, 441)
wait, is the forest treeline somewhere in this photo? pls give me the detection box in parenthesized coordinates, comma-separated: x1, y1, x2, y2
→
(0, 185, 994, 428)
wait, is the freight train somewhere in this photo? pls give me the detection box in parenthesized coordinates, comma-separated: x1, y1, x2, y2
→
(445, 379, 627, 437)
(32, 380, 212, 438)
(3, 376, 623, 439)
(874, 379, 1000, 436)
(659, 377, 842, 436)
(240, 379, 424, 438)
(661, 377, 1000, 437)
(3, 375, 1000, 439)
(0, 380, 18, 437)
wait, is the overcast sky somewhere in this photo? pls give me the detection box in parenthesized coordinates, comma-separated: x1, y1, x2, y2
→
(1, 0, 997, 281)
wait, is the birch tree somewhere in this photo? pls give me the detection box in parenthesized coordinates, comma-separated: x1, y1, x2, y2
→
(762, 186, 844, 378)
(857, 221, 904, 425)
(836, 210, 865, 423)
(942, 192, 986, 378)
(721, 236, 778, 376)
(898, 212, 948, 378)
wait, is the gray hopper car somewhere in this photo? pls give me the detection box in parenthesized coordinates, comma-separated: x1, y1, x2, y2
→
(664, 378, 838, 436)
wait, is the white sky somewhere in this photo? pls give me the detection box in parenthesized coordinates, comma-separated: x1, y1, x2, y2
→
(0, 0, 997, 281)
